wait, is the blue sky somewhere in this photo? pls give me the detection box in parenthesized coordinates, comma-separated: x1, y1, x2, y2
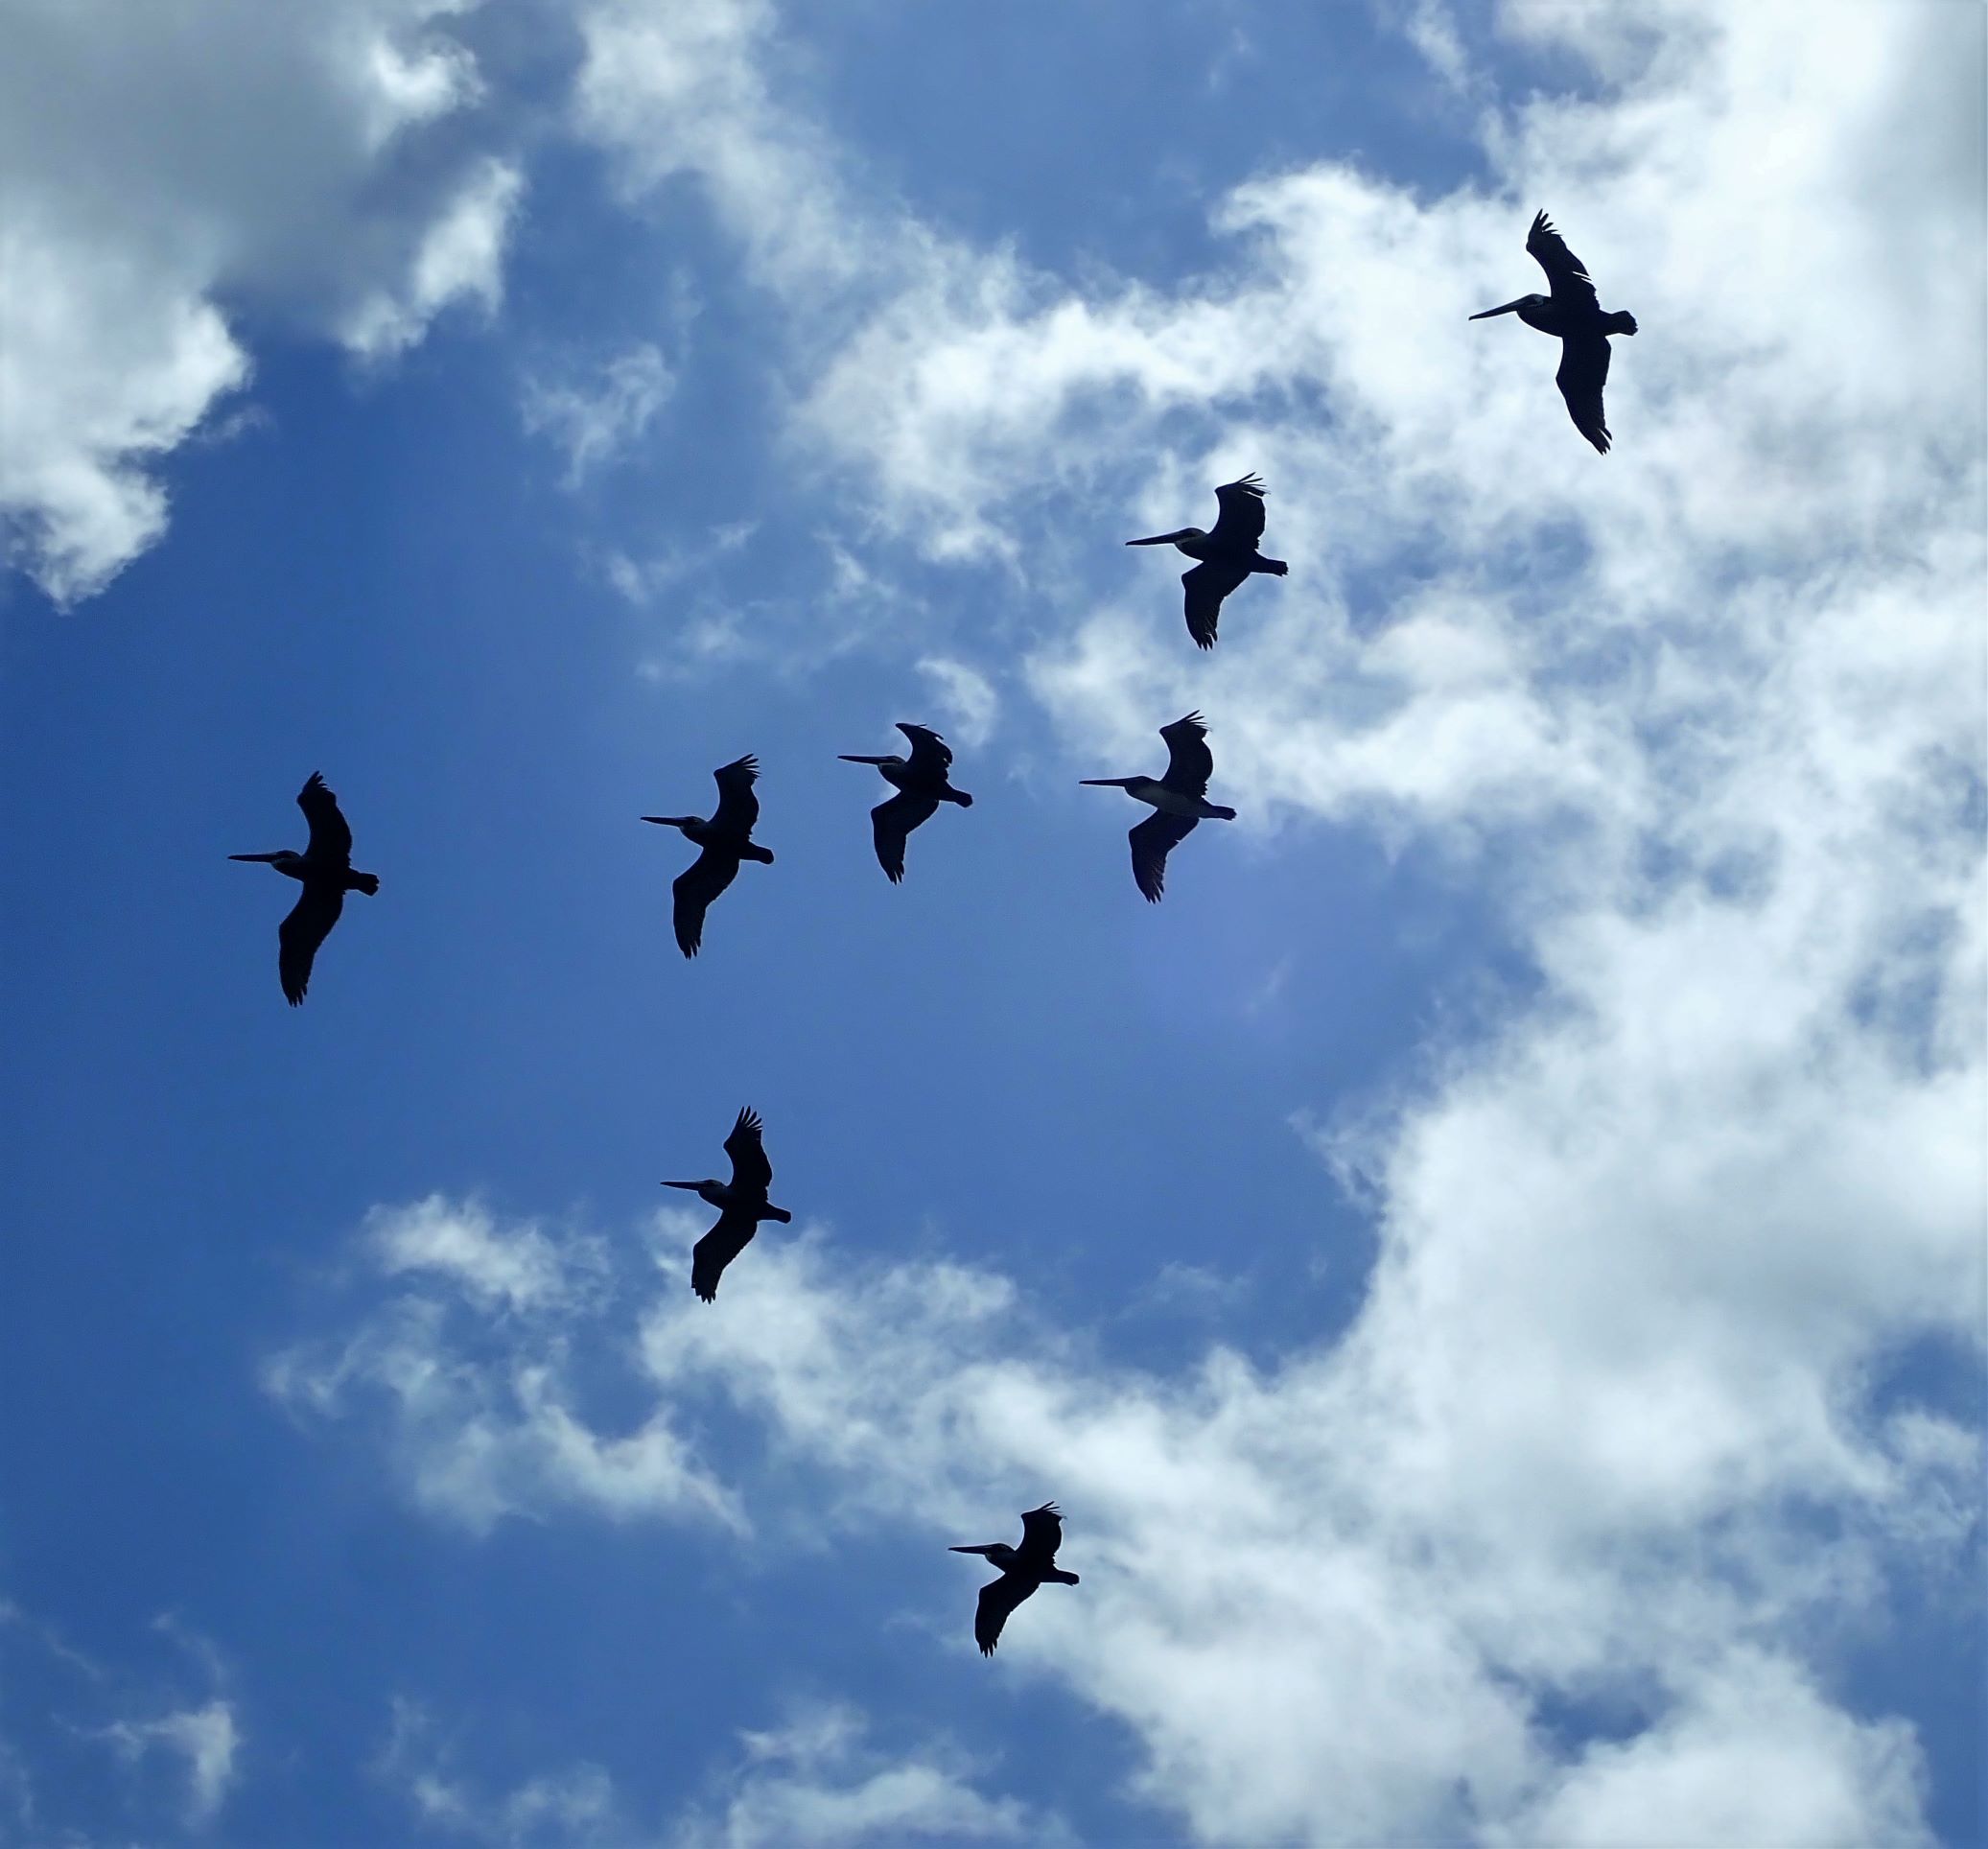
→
(1, 2, 1982, 1844)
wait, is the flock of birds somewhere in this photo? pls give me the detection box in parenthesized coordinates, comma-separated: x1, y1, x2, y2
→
(227, 212, 1635, 1654)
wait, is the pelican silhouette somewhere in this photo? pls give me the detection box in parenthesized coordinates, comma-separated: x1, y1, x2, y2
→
(664, 1108, 791, 1302)
(838, 723, 973, 882)
(643, 755, 772, 957)
(229, 773, 379, 1005)
(950, 1502, 1079, 1656)
(1082, 712, 1235, 902)
(1472, 210, 1637, 454)
(1127, 473, 1288, 648)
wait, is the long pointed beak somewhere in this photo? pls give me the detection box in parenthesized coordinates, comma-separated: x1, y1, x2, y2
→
(640, 816, 689, 828)
(1469, 300, 1525, 320)
(228, 852, 283, 862)
(1126, 531, 1186, 546)
(661, 1181, 701, 1191)
(949, 1545, 995, 1556)
(838, 756, 889, 765)
(1079, 778, 1129, 787)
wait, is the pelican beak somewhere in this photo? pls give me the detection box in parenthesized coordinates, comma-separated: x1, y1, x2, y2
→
(661, 1181, 701, 1191)
(1126, 530, 1188, 546)
(948, 1544, 996, 1556)
(228, 852, 283, 862)
(1469, 299, 1526, 320)
(837, 755, 890, 765)
(1079, 778, 1130, 788)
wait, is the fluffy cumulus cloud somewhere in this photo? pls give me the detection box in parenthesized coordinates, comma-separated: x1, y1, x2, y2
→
(266, 0, 1980, 1840)
(0, 0, 521, 605)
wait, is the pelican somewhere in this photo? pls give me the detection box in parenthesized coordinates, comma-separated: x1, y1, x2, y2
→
(1127, 473, 1288, 649)
(1082, 712, 1235, 902)
(664, 1108, 792, 1302)
(643, 755, 772, 957)
(838, 722, 973, 883)
(229, 772, 379, 1006)
(949, 1502, 1080, 1657)
(1471, 210, 1638, 454)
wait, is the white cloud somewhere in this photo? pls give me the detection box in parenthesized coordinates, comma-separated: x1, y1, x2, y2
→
(523, 342, 677, 485)
(99, 1701, 243, 1829)
(0, 0, 521, 605)
(915, 658, 1000, 751)
(381, 1699, 624, 1846)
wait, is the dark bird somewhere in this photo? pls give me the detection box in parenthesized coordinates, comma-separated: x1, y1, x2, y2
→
(838, 722, 974, 882)
(229, 772, 379, 1006)
(1471, 210, 1638, 454)
(950, 1502, 1080, 1656)
(664, 1107, 792, 1302)
(1081, 712, 1235, 903)
(1127, 473, 1288, 649)
(643, 755, 773, 957)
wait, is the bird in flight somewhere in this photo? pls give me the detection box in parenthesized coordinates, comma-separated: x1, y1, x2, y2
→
(664, 1108, 792, 1302)
(1082, 712, 1236, 902)
(229, 772, 379, 1006)
(838, 722, 974, 882)
(950, 1502, 1080, 1656)
(1127, 473, 1288, 648)
(1471, 210, 1638, 454)
(643, 755, 773, 957)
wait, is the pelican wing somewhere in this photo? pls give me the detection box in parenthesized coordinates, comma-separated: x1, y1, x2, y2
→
(690, 1207, 757, 1302)
(1130, 812, 1198, 904)
(672, 845, 740, 957)
(1555, 331, 1613, 455)
(296, 772, 353, 863)
(1158, 712, 1214, 797)
(1205, 473, 1268, 550)
(276, 882, 343, 1006)
(972, 1573, 1037, 1656)
(710, 755, 761, 835)
(1181, 558, 1250, 649)
(1527, 210, 1599, 310)
(897, 723, 953, 779)
(724, 1107, 773, 1193)
(871, 791, 939, 884)
(1017, 1501, 1064, 1568)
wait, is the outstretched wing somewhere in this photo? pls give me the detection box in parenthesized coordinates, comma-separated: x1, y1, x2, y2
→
(277, 883, 343, 1006)
(1158, 712, 1214, 797)
(1527, 210, 1599, 311)
(690, 1208, 757, 1302)
(1130, 812, 1198, 903)
(1017, 1501, 1064, 1566)
(897, 723, 952, 780)
(724, 1107, 773, 1193)
(672, 845, 739, 957)
(711, 755, 761, 835)
(1205, 473, 1268, 550)
(1555, 331, 1614, 454)
(296, 773, 353, 863)
(1181, 559, 1250, 649)
(871, 791, 939, 883)
(972, 1575, 1037, 1657)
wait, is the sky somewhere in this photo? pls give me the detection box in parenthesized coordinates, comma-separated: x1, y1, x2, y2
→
(0, 1, 1982, 1843)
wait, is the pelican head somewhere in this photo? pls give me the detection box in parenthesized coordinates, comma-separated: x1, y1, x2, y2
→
(1469, 296, 1533, 320)
(949, 1542, 1017, 1566)
(1126, 527, 1203, 547)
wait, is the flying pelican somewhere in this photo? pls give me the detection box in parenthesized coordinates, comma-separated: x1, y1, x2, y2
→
(838, 722, 974, 882)
(643, 755, 773, 957)
(664, 1108, 792, 1302)
(1127, 474, 1288, 649)
(1471, 210, 1638, 454)
(229, 772, 379, 1006)
(949, 1502, 1080, 1657)
(1081, 712, 1235, 902)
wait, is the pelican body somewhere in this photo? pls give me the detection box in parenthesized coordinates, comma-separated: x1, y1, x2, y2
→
(643, 754, 772, 957)
(1472, 211, 1637, 454)
(665, 1107, 791, 1302)
(838, 722, 973, 883)
(229, 772, 379, 1006)
(1083, 712, 1235, 902)
(950, 1502, 1079, 1656)
(1128, 473, 1288, 648)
